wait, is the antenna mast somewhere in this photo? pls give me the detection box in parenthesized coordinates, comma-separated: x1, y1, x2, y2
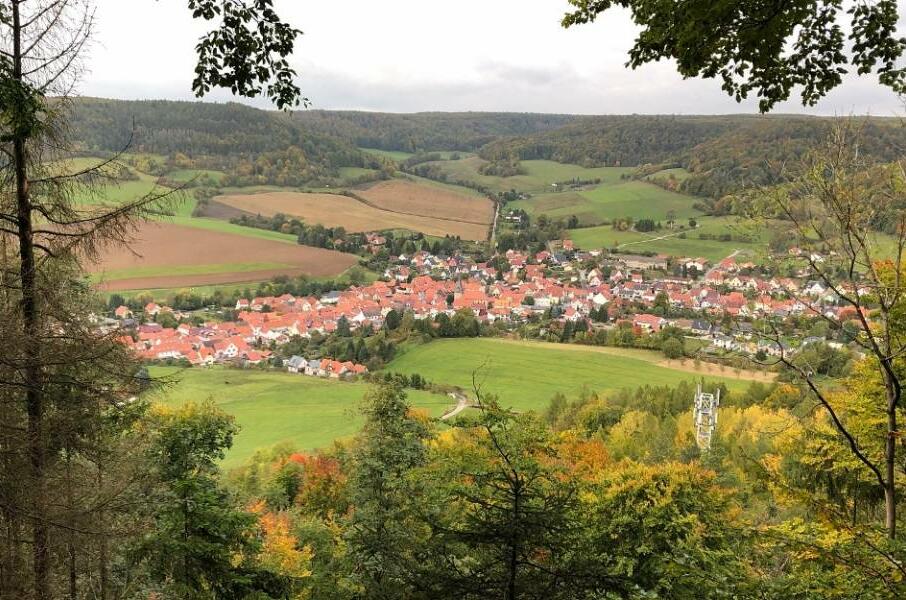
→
(693, 384, 720, 451)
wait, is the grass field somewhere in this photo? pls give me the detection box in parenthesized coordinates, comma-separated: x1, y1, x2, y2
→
(148, 367, 452, 468)
(646, 167, 692, 182)
(338, 166, 380, 181)
(569, 216, 769, 261)
(423, 157, 631, 194)
(386, 338, 759, 412)
(215, 180, 493, 240)
(167, 213, 299, 243)
(165, 168, 226, 184)
(147, 338, 765, 467)
(422, 156, 701, 226)
(103, 265, 380, 301)
(360, 147, 415, 162)
(92, 262, 294, 282)
(514, 182, 700, 225)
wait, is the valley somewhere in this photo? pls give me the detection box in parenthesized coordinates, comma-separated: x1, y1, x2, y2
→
(6, 3, 906, 597)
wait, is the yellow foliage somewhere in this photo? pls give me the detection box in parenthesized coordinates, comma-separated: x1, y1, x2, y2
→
(553, 431, 609, 480)
(257, 510, 313, 582)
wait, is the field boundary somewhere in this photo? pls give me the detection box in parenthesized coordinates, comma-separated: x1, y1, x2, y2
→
(476, 338, 775, 382)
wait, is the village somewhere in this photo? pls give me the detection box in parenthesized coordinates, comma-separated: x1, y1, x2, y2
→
(108, 240, 858, 375)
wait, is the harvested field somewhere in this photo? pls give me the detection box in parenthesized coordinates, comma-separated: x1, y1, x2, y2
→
(356, 180, 492, 224)
(89, 221, 358, 291)
(214, 181, 492, 240)
(196, 199, 254, 220)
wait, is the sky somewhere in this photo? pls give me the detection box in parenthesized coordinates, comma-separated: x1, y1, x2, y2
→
(82, 0, 905, 116)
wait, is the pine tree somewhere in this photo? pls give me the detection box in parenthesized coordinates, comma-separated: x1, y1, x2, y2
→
(344, 384, 431, 598)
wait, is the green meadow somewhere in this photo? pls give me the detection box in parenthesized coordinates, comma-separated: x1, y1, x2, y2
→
(148, 367, 451, 468)
(147, 338, 764, 466)
(166, 214, 300, 243)
(92, 262, 294, 283)
(421, 155, 702, 226)
(360, 147, 415, 161)
(645, 167, 692, 182)
(165, 168, 226, 184)
(423, 156, 630, 193)
(569, 216, 768, 261)
(386, 338, 756, 412)
(338, 166, 380, 181)
(105, 265, 380, 301)
(513, 180, 700, 225)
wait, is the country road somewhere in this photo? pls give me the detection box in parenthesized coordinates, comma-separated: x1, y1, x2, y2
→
(489, 200, 500, 248)
(441, 391, 472, 420)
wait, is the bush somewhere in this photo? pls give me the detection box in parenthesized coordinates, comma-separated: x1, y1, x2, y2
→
(662, 338, 684, 360)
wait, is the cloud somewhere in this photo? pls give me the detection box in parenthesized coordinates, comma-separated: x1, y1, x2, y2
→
(81, 0, 905, 116)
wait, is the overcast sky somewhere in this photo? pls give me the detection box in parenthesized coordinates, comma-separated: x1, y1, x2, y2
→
(82, 0, 904, 115)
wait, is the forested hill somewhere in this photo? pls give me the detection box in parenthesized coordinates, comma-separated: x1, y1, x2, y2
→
(292, 110, 580, 153)
(478, 114, 906, 198)
(67, 99, 906, 198)
(480, 115, 737, 166)
(68, 97, 365, 163)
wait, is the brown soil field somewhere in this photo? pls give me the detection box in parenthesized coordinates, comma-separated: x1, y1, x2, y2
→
(196, 199, 254, 220)
(357, 180, 492, 225)
(214, 182, 492, 240)
(89, 221, 358, 291)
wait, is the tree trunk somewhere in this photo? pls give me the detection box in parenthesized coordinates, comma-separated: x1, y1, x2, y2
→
(881, 357, 899, 541)
(66, 453, 77, 600)
(507, 480, 520, 600)
(885, 394, 897, 540)
(97, 466, 108, 600)
(11, 3, 50, 597)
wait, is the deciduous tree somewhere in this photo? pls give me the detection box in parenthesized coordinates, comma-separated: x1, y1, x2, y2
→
(562, 0, 905, 112)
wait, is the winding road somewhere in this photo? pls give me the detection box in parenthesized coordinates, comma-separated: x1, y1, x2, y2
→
(441, 391, 472, 420)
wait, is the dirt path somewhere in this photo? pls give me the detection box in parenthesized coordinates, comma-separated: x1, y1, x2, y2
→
(490, 200, 500, 247)
(703, 249, 742, 280)
(616, 229, 686, 249)
(441, 391, 472, 420)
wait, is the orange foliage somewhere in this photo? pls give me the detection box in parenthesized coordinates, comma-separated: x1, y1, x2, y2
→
(553, 433, 610, 480)
(257, 510, 312, 579)
(283, 453, 347, 516)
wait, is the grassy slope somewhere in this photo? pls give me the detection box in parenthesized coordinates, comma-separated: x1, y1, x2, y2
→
(516, 182, 700, 225)
(338, 166, 379, 181)
(149, 366, 451, 468)
(426, 157, 629, 193)
(646, 167, 692, 181)
(569, 216, 769, 261)
(166, 168, 226, 184)
(104, 265, 380, 300)
(425, 156, 701, 225)
(386, 338, 754, 412)
(360, 147, 414, 161)
(166, 214, 299, 243)
(92, 262, 294, 282)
